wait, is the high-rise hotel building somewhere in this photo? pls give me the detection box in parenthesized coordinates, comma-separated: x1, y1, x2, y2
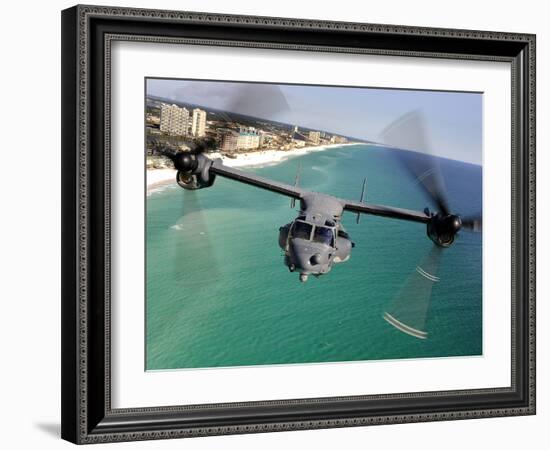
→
(191, 108, 207, 137)
(220, 128, 260, 152)
(160, 104, 189, 136)
(308, 130, 321, 145)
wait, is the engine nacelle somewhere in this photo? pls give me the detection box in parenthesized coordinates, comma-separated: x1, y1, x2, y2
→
(176, 170, 216, 190)
(174, 152, 215, 190)
(426, 213, 462, 247)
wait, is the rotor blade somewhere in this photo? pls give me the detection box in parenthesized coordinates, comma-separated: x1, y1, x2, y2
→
(167, 80, 291, 119)
(379, 110, 450, 215)
(209, 84, 291, 153)
(207, 83, 291, 124)
(461, 214, 482, 232)
(227, 84, 290, 117)
(191, 136, 217, 154)
(170, 190, 220, 281)
(159, 148, 176, 162)
(383, 245, 443, 339)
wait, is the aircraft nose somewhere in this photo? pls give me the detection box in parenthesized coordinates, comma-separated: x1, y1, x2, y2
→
(310, 253, 322, 265)
(289, 239, 327, 271)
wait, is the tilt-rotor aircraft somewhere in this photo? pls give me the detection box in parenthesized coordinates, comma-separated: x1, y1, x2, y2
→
(162, 111, 481, 291)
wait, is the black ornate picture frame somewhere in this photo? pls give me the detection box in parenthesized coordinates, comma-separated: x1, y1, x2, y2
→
(61, 4, 536, 444)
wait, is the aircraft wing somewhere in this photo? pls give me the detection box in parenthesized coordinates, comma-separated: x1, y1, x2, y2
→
(342, 199, 430, 224)
(210, 159, 426, 222)
(210, 159, 304, 199)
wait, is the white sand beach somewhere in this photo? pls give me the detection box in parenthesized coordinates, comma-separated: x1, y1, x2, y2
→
(147, 168, 178, 191)
(146, 142, 362, 192)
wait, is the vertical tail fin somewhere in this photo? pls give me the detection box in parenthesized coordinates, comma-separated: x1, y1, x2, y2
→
(356, 177, 367, 224)
(290, 163, 302, 209)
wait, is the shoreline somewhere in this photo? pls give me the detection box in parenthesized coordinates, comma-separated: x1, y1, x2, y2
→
(147, 142, 363, 191)
(147, 169, 179, 193)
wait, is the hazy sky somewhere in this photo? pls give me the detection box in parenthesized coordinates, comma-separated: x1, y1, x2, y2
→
(146, 78, 482, 164)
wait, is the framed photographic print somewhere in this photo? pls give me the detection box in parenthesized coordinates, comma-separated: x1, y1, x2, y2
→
(61, 4, 536, 444)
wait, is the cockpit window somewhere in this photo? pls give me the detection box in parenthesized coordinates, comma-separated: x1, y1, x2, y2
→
(313, 226, 335, 247)
(292, 221, 313, 240)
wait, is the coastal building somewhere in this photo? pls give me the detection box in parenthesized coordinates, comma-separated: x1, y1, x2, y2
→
(308, 131, 321, 145)
(146, 113, 160, 126)
(258, 130, 271, 147)
(191, 108, 207, 137)
(219, 129, 260, 152)
(292, 131, 307, 148)
(237, 131, 260, 150)
(160, 104, 189, 136)
(330, 135, 348, 144)
(220, 130, 239, 152)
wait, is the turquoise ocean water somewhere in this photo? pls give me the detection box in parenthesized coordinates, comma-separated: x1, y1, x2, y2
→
(146, 144, 482, 370)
